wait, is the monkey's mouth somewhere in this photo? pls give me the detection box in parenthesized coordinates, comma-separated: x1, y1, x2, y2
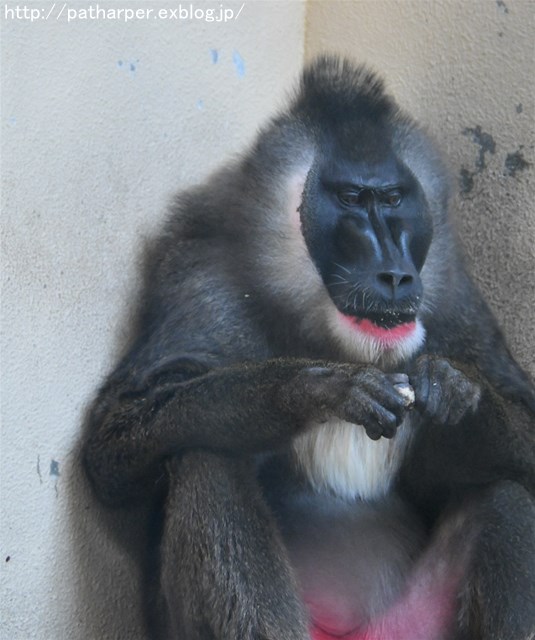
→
(341, 311, 417, 341)
(358, 311, 416, 329)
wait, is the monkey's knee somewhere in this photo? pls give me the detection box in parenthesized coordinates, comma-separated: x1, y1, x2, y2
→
(159, 451, 309, 640)
(474, 480, 535, 558)
(159, 451, 254, 598)
(461, 481, 535, 639)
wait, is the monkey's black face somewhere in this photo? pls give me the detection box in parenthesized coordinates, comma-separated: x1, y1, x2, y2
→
(300, 148, 433, 344)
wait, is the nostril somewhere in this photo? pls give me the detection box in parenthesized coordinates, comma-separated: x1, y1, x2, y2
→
(378, 273, 393, 287)
(377, 271, 413, 289)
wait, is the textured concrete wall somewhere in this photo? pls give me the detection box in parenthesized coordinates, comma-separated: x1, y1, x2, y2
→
(306, 0, 535, 376)
(1, 2, 305, 638)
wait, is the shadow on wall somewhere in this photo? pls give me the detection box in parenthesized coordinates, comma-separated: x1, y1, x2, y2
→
(67, 437, 152, 639)
(64, 173, 179, 637)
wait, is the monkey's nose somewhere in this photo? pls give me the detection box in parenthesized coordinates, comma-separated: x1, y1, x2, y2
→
(377, 270, 413, 288)
(376, 270, 415, 298)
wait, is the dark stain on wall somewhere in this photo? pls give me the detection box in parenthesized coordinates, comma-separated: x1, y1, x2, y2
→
(505, 149, 530, 176)
(460, 126, 497, 194)
(496, 0, 509, 14)
(516, 103, 523, 114)
(459, 167, 475, 194)
(463, 126, 496, 170)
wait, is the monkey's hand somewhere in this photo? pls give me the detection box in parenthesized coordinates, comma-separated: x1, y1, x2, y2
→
(409, 355, 481, 425)
(281, 365, 413, 440)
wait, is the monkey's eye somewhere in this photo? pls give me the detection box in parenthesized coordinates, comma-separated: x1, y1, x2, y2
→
(337, 189, 363, 207)
(381, 190, 403, 207)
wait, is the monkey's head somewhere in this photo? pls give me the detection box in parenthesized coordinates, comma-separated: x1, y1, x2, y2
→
(242, 57, 452, 366)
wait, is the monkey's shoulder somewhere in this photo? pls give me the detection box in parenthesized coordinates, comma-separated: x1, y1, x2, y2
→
(138, 233, 272, 363)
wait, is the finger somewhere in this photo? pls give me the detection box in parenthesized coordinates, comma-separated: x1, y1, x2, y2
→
(436, 394, 451, 425)
(365, 423, 383, 440)
(341, 394, 398, 438)
(366, 399, 399, 438)
(410, 361, 431, 412)
(448, 380, 480, 425)
(359, 378, 408, 417)
(387, 372, 410, 386)
(425, 380, 443, 421)
(447, 401, 468, 425)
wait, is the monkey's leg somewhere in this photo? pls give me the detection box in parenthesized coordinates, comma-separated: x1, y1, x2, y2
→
(344, 483, 535, 640)
(458, 480, 535, 640)
(159, 451, 309, 640)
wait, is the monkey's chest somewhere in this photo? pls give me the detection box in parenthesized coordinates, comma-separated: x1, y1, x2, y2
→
(292, 418, 413, 501)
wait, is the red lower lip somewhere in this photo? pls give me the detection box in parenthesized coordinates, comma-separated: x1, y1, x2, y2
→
(341, 314, 417, 342)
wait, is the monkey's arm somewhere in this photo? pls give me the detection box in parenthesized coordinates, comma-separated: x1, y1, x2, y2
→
(402, 355, 535, 514)
(423, 268, 535, 413)
(84, 354, 410, 506)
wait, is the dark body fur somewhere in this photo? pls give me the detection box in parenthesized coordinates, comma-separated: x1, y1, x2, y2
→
(83, 58, 535, 640)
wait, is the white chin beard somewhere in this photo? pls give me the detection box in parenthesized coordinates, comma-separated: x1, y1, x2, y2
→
(326, 312, 426, 367)
(294, 312, 425, 500)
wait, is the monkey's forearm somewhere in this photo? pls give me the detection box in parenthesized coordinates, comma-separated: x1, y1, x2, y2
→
(83, 357, 409, 505)
(84, 358, 315, 505)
